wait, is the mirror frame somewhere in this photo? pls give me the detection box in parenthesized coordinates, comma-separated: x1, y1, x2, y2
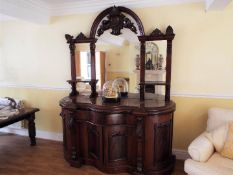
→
(65, 6, 175, 101)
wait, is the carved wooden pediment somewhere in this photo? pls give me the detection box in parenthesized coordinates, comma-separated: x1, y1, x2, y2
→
(149, 26, 174, 37)
(97, 6, 137, 36)
(150, 28, 164, 37)
(75, 32, 88, 42)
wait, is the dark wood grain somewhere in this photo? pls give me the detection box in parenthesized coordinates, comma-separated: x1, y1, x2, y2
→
(62, 5, 176, 175)
(60, 95, 176, 174)
(65, 5, 175, 102)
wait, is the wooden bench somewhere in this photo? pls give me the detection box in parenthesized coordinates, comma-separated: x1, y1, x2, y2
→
(0, 108, 39, 146)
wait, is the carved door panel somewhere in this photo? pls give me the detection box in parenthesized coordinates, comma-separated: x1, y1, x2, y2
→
(87, 124, 102, 159)
(74, 121, 103, 165)
(61, 110, 73, 161)
(62, 109, 82, 167)
(103, 125, 136, 167)
(153, 120, 172, 167)
(144, 114, 173, 171)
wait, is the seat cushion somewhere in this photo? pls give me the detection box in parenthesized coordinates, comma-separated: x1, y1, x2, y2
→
(185, 153, 233, 175)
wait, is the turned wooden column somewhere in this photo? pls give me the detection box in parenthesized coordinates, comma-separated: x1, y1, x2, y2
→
(65, 34, 78, 97)
(140, 41, 146, 101)
(165, 39, 172, 101)
(90, 42, 98, 98)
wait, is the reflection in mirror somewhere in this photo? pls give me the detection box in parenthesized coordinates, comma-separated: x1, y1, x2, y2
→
(75, 43, 104, 93)
(96, 28, 140, 93)
(79, 52, 91, 79)
(75, 37, 168, 95)
(142, 40, 167, 95)
(139, 40, 167, 71)
(75, 28, 141, 93)
(75, 40, 168, 95)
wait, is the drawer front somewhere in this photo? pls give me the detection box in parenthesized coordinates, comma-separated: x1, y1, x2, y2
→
(104, 114, 136, 125)
(75, 110, 136, 126)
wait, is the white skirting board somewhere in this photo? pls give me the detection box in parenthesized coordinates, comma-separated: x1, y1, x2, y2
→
(0, 127, 189, 160)
(0, 127, 63, 141)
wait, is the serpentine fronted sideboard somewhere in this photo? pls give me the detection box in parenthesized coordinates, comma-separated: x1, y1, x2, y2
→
(60, 94, 175, 175)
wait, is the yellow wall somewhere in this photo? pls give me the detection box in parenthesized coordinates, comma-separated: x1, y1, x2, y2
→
(1, 3, 233, 150)
(0, 87, 67, 133)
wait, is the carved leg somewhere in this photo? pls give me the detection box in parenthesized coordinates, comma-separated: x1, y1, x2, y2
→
(27, 114, 36, 146)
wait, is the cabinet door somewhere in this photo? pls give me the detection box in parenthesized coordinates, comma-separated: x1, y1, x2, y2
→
(144, 114, 173, 171)
(87, 124, 103, 161)
(76, 122, 103, 167)
(62, 109, 82, 167)
(104, 125, 136, 168)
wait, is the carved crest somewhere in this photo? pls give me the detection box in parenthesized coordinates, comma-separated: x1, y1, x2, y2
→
(97, 6, 137, 36)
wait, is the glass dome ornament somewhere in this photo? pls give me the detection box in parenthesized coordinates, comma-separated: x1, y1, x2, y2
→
(112, 78, 128, 97)
(102, 81, 121, 103)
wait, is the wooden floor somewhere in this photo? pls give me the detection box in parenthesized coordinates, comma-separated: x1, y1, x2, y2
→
(0, 133, 186, 175)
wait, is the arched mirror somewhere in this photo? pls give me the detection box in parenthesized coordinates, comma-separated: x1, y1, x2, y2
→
(76, 28, 140, 94)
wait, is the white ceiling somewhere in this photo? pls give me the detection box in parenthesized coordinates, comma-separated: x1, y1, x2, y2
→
(0, 0, 232, 24)
(0, 14, 16, 21)
(41, 0, 82, 4)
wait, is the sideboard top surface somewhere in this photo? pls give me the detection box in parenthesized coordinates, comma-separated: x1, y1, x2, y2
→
(60, 93, 175, 115)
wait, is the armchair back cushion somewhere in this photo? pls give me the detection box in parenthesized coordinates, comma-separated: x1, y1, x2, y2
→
(221, 121, 233, 159)
(205, 123, 229, 152)
(207, 108, 233, 131)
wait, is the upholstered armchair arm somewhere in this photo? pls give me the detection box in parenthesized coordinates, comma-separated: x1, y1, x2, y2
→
(188, 132, 214, 162)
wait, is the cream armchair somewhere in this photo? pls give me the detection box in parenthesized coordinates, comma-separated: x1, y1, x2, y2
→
(184, 108, 233, 175)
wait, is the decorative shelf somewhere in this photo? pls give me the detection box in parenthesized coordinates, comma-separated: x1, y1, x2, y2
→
(139, 81, 168, 86)
(134, 69, 166, 75)
(67, 79, 98, 84)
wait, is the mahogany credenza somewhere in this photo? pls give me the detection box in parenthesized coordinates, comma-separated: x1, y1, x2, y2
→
(61, 5, 176, 175)
(60, 94, 176, 175)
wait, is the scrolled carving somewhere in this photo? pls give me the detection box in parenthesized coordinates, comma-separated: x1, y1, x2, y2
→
(68, 116, 75, 128)
(60, 110, 66, 119)
(122, 16, 137, 34)
(150, 28, 164, 37)
(65, 34, 75, 56)
(97, 6, 137, 36)
(65, 34, 74, 43)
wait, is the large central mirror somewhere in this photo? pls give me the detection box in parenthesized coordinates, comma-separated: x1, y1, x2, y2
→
(75, 28, 140, 93)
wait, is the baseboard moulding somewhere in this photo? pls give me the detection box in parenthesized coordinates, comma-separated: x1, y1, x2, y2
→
(0, 127, 189, 160)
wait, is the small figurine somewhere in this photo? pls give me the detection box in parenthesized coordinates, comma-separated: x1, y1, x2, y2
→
(135, 54, 140, 70)
(146, 58, 154, 70)
(158, 54, 164, 70)
(102, 81, 120, 103)
(113, 78, 128, 97)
